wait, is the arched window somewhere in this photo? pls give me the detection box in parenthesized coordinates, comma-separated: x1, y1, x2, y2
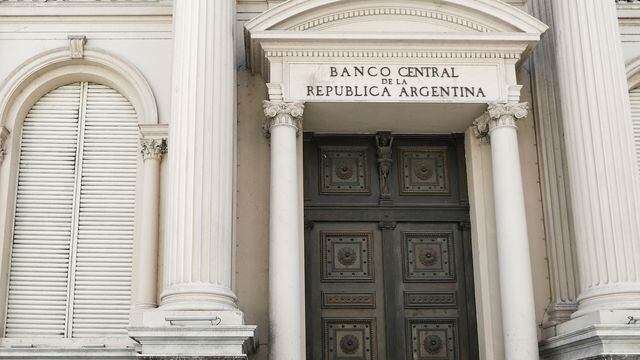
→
(5, 82, 137, 338)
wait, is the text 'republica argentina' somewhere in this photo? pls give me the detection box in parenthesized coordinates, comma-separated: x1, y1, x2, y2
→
(306, 66, 487, 99)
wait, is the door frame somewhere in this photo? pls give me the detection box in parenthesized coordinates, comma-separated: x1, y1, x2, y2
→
(295, 130, 508, 358)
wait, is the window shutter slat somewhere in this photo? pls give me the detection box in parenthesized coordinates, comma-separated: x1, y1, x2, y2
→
(71, 83, 137, 337)
(5, 83, 82, 338)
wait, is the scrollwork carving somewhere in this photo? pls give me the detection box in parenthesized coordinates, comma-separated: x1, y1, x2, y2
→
(262, 101, 305, 136)
(472, 102, 529, 142)
(140, 138, 167, 161)
(0, 127, 10, 164)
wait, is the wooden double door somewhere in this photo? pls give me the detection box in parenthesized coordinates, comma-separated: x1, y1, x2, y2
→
(304, 134, 478, 360)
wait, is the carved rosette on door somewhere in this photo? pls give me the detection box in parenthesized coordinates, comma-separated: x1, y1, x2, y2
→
(304, 134, 477, 360)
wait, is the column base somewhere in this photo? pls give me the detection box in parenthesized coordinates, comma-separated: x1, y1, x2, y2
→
(542, 302, 579, 338)
(129, 310, 257, 358)
(540, 310, 640, 360)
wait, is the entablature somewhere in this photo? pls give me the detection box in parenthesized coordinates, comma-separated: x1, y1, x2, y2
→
(245, 0, 547, 104)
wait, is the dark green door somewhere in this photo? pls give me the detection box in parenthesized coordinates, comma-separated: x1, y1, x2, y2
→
(304, 134, 478, 360)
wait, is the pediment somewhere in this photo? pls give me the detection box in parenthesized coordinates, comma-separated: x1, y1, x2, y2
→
(244, 0, 547, 104)
(246, 0, 546, 34)
(245, 0, 547, 77)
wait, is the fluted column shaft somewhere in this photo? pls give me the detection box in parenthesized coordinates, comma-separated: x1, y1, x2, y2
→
(551, 0, 640, 317)
(161, 0, 238, 311)
(263, 101, 305, 360)
(528, 0, 580, 329)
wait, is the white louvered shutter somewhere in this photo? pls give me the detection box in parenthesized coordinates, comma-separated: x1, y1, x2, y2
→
(5, 82, 137, 339)
(630, 88, 640, 175)
(71, 83, 137, 337)
(5, 83, 81, 337)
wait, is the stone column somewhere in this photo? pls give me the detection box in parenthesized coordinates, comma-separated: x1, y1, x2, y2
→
(128, 2, 257, 356)
(263, 101, 305, 360)
(549, 0, 640, 318)
(528, 0, 580, 333)
(474, 103, 539, 360)
(134, 125, 167, 313)
(160, 0, 238, 312)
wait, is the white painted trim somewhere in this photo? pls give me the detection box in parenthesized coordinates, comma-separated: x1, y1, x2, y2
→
(0, 47, 158, 129)
(0, 47, 159, 347)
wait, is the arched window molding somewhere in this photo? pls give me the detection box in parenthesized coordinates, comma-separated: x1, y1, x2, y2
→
(0, 47, 160, 351)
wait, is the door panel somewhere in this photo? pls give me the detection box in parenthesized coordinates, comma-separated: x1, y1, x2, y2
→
(304, 134, 477, 360)
(306, 222, 386, 360)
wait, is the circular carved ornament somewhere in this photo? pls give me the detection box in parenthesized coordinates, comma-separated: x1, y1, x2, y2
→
(423, 334, 444, 354)
(418, 248, 439, 266)
(414, 162, 434, 180)
(337, 247, 358, 266)
(340, 334, 360, 354)
(335, 161, 354, 180)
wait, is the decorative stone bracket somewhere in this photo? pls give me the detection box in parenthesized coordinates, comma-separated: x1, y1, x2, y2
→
(68, 35, 87, 59)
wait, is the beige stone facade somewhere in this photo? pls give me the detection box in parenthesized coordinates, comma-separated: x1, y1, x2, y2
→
(0, 1, 638, 359)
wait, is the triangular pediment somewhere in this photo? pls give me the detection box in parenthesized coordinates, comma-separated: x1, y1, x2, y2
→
(245, 0, 547, 76)
(249, 0, 536, 34)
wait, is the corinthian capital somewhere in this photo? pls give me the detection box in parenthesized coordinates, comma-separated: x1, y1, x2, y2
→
(0, 127, 9, 164)
(473, 102, 529, 142)
(141, 138, 167, 161)
(262, 101, 305, 136)
(488, 102, 528, 119)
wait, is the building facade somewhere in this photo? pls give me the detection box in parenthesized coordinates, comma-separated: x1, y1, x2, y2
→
(0, 0, 639, 359)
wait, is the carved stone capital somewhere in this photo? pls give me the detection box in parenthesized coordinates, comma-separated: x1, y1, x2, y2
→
(262, 101, 304, 136)
(487, 102, 528, 129)
(472, 113, 491, 144)
(139, 124, 168, 161)
(68, 35, 87, 59)
(472, 102, 529, 142)
(140, 138, 167, 161)
(0, 127, 10, 164)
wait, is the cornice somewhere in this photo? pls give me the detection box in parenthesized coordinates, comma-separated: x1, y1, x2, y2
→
(0, 0, 172, 16)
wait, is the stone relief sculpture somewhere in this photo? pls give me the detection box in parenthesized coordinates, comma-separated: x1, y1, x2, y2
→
(376, 132, 393, 202)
